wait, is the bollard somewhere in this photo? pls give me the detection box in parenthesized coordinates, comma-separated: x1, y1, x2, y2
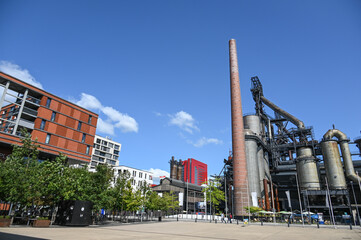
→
(237, 220, 239, 225)
(177, 216, 178, 222)
(215, 219, 217, 224)
(261, 219, 263, 226)
(350, 221, 352, 230)
(195, 218, 197, 223)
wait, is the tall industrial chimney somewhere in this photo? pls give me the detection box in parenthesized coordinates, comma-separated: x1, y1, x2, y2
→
(229, 39, 249, 217)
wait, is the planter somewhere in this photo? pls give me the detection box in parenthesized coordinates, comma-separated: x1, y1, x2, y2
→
(33, 219, 51, 227)
(0, 218, 11, 227)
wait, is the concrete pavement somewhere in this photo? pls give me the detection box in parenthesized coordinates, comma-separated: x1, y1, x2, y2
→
(1, 221, 360, 240)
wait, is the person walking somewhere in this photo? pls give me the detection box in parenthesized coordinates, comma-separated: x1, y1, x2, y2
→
(221, 213, 224, 223)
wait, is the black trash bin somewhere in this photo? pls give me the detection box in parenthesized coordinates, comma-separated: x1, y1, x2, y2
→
(158, 216, 162, 221)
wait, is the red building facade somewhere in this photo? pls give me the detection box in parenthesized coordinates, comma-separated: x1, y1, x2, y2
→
(0, 72, 98, 164)
(183, 158, 207, 186)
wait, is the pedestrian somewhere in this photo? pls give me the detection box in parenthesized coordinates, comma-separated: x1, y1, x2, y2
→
(229, 214, 232, 223)
(221, 213, 224, 223)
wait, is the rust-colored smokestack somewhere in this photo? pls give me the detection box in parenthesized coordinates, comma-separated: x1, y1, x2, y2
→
(229, 39, 249, 217)
(170, 156, 177, 179)
(177, 160, 183, 180)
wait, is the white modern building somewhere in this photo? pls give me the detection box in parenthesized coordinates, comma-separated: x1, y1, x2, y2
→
(113, 165, 153, 189)
(90, 135, 121, 168)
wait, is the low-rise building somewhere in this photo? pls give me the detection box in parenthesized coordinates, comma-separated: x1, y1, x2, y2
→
(113, 165, 153, 189)
(152, 177, 204, 214)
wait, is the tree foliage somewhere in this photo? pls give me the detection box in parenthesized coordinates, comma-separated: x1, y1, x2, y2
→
(0, 130, 179, 217)
(202, 178, 225, 213)
(244, 206, 263, 215)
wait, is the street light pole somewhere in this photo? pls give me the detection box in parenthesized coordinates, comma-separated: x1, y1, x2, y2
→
(295, 173, 304, 227)
(186, 181, 188, 220)
(225, 174, 228, 217)
(350, 181, 360, 226)
(210, 181, 212, 221)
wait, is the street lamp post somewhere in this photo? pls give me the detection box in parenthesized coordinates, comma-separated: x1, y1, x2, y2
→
(186, 181, 188, 220)
(225, 174, 228, 217)
(295, 173, 304, 227)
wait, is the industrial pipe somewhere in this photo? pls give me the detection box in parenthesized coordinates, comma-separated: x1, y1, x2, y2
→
(274, 185, 280, 212)
(263, 179, 270, 211)
(260, 96, 305, 129)
(323, 129, 361, 183)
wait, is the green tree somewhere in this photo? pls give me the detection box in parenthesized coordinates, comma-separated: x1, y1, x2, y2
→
(108, 171, 129, 213)
(202, 179, 225, 214)
(244, 206, 263, 215)
(145, 191, 161, 212)
(36, 154, 67, 207)
(89, 164, 113, 211)
(2, 129, 40, 207)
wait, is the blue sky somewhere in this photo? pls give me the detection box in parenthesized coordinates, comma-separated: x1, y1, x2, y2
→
(0, 0, 360, 179)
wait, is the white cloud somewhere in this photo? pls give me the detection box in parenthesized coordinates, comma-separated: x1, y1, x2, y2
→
(96, 118, 114, 135)
(0, 61, 43, 89)
(75, 93, 138, 134)
(148, 168, 170, 184)
(103, 106, 138, 133)
(169, 111, 199, 134)
(189, 137, 223, 148)
(148, 168, 170, 178)
(75, 93, 102, 110)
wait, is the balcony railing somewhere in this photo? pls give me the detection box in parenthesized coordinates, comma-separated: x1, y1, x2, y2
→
(22, 106, 38, 116)
(18, 118, 35, 129)
(25, 95, 41, 105)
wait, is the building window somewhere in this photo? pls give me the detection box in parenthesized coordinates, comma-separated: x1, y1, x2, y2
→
(46, 98, 51, 108)
(133, 171, 136, 177)
(51, 112, 56, 121)
(96, 138, 101, 144)
(145, 173, 147, 179)
(102, 140, 108, 146)
(45, 134, 51, 144)
(149, 175, 152, 180)
(114, 150, 119, 155)
(77, 121, 82, 131)
(40, 120, 46, 130)
(114, 145, 120, 150)
(82, 133, 86, 143)
(108, 143, 114, 148)
(139, 172, 142, 178)
(88, 115, 92, 124)
(101, 146, 108, 151)
(86, 145, 90, 155)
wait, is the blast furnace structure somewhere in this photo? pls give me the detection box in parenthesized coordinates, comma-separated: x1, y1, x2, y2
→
(228, 39, 361, 222)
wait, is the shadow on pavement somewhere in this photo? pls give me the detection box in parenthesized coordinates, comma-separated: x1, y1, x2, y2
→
(0, 232, 48, 240)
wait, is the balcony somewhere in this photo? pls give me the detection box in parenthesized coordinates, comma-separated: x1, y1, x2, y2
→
(18, 118, 34, 129)
(22, 106, 38, 117)
(25, 95, 41, 105)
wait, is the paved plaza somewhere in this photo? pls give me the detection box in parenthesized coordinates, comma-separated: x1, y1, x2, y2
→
(1, 221, 361, 240)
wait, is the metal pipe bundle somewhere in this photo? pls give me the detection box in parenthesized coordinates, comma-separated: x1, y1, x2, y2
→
(322, 129, 361, 185)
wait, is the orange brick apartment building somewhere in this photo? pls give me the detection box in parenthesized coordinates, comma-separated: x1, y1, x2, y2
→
(0, 72, 98, 164)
